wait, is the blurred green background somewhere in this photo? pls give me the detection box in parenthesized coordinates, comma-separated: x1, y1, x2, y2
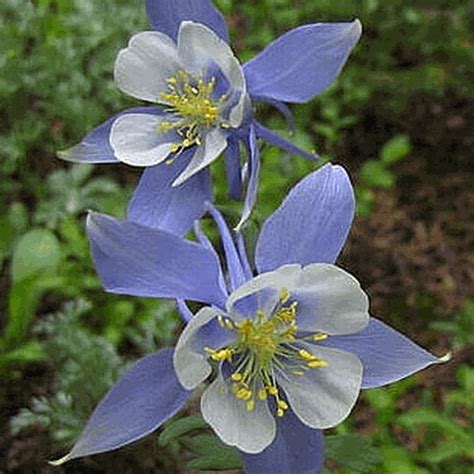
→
(0, 0, 473, 472)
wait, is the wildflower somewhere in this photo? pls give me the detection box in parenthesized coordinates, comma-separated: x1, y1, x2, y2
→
(59, 0, 362, 227)
(52, 164, 444, 472)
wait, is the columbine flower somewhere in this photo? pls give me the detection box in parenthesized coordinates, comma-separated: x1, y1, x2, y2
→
(52, 164, 444, 472)
(59, 0, 361, 226)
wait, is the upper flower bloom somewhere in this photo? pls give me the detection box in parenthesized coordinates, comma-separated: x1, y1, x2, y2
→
(59, 0, 362, 226)
(52, 164, 444, 473)
(110, 21, 249, 185)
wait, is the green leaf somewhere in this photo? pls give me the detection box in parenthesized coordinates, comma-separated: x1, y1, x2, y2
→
(0, 214, 14, 263)
(11, 228, 62, 283)
(3, 274, 64, 347)
(421, 438, 474, 464)
(183, 435, 242, 471)
(360, 160, 395, 189)
(398, 408, 470, 441)
(158, 414, 208, 446)
(382, 446, 428, 474)
(325, 434, 383, 472)
(0, 340, 46, 368)
(355, 187, 374, 217)
(380, 134, 411, 164)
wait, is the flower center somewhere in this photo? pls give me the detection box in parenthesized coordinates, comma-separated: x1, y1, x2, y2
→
(158, 70, 226, 157)
(205, 289, 329, 416)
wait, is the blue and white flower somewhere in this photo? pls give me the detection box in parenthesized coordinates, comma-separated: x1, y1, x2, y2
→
(52, 165, 444, 473)
(59, 0, 361, 226)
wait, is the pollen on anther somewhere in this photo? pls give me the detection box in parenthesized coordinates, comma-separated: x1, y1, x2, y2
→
(307, 359, 328, 368)
(258, 388, 267, 400)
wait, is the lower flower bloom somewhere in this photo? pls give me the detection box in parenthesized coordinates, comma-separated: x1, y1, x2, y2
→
(174, 263, 368, 453)
(52, 165, 446, 472)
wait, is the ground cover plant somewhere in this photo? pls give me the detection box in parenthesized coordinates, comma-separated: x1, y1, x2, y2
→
(0, 0, 473, 473)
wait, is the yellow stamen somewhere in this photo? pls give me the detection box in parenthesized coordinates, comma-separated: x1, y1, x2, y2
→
(279, 288, 290, 304)
(258, 388, 268, 400)
(277, 400, 289, 410)
(307, 360, 328, 368)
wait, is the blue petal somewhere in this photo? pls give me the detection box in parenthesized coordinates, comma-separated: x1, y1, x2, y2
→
(323, 318, 442, 389)
(206, 203, 247, 292)
(194, 220, 227, 296)
(254, 121, 318, 161)
(53, 349, 191, 463)
(236, 232, 253, 282)
(244, 21, 362, 103)
(256, 98, 296, 131)
(57, 107, 164, 164)
(87, 212, 227, 307)
(146, 0, 229, 43)
(242, 409, 324, 474)
(224, 134, 242, 200)
(236, 126, 260, 232)
(176, 299, 193, 321)
(255, 164, 355, 273)
(127, 149, 212, 236)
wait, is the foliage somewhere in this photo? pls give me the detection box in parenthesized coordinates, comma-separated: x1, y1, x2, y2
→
(10, 299, 124, 445)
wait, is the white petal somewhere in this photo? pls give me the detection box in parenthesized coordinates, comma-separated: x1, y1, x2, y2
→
(227, 264, 302, 319)
(172, 128, 227, 186)
(178, 21, 247, 127)
(277, 344, 363, 429)
(114, 31, 182, 103)
(227, 263, 369, 335)
(201, 373, 276, 453)
(110, 113, 176, 166)
(173, 306, 232, 390)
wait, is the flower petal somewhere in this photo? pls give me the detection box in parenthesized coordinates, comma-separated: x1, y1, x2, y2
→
(146, 0, 229, 43)
(227, 264, 369, 336)
(244, 20, 362, 103)
(114, 31, 182, 103)
(127, 149, 212, 236)
(110, 113, 177, 166)
(174, 306, 233, 390)
(51, 349, 191, 464)
(57, 107, 164, 164)
(254, 122, 317, 161)
(206, 203, 248, 291)
(235, 126, 260, 232)
(176, 299, 193, 322)
(322, 317, 444, 389)
(172, 128, 227, 186)
(255, 99, 295, 132)
(242, 410, 324, 474)
(256, 164, 355, 273)
(224, 134, 242, 200)
(178, 21, 247, 127)
(194, 220, 227, 293)
(86, 212, 227, 308)
(236, 232, 253, 282)
(201, 373, 276, 453)
(277, 344, 362, 429)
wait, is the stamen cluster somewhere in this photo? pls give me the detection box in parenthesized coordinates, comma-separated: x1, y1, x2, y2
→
(158, 70, 226, 157)
(205, 289, 329, 417)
